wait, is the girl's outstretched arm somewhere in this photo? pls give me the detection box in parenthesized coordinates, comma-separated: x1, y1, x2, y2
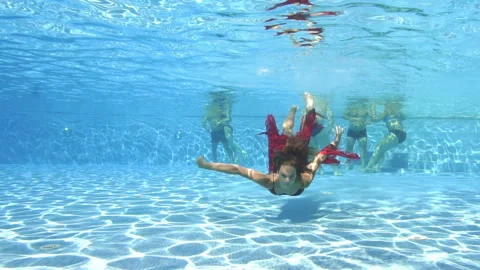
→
(196, 156, 273, 188)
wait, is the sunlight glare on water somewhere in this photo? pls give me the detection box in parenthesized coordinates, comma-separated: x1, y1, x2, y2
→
(0, 0, 479, 117)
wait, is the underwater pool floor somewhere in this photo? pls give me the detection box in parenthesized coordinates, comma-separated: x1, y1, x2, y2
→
(0, 165, 479, 270)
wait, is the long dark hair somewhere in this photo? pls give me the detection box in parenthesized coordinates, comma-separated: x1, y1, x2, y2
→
(272, 136, 310, 174)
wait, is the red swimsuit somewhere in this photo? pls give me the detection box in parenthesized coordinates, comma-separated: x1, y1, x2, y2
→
(260, 109, 359, 196)
(261, 109, 360, 173)
(261, 109, 316, 173)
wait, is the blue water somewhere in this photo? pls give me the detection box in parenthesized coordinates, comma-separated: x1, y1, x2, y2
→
(1, 0, 480, 269)
(0, 166, 479, 269)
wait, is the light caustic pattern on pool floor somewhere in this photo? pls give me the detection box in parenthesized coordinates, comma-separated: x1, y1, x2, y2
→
(0, 165, 479, 270)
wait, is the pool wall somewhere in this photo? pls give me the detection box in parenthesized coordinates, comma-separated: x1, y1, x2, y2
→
(0, 115, 478, 173)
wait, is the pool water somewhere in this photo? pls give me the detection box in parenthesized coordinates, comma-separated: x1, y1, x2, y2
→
(1, 0, 480, 269)
(1, 165, 478, 269)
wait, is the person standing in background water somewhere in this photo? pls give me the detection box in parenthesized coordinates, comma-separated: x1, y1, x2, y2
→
(365, 99, 407, 172)
(202, 91, 246, 163)
(343, 97, 376, 170)
(221, 93, 248, 163)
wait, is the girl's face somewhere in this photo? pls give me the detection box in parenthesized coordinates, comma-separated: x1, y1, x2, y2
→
(277, 164, 297, 187)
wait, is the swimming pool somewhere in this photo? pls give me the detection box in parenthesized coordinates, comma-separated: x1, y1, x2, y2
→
(1, 165, 478, 269)
(1, 0, 480, 269)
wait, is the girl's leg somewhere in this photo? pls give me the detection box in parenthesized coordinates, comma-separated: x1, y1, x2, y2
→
(282, 105, 298, 136)
(304, 92, 315, 112)
(299, 92, 317, 133)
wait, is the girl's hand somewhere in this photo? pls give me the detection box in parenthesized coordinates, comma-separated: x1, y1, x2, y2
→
(196, 156, 209, 168)
(334, 125, 344, 136)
